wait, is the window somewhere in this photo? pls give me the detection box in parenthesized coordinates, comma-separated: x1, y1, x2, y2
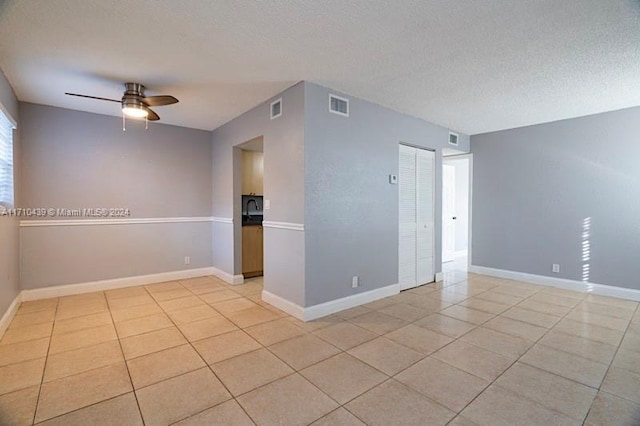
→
(0, 108, 15, 208)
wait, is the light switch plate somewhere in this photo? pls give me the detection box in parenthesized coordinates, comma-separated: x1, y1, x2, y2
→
(264, 200, 271, 210)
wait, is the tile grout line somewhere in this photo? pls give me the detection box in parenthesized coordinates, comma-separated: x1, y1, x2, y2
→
(29, 296, 60, 426)
(106, 289, 149, 426)
(584, 301, 640, 412)
(455, 287, 599, 423)
(162, 279, 391, 424)
(150, 279, 261, 426)
(5, 271, 637, 425)
(397, 276, 593, 422)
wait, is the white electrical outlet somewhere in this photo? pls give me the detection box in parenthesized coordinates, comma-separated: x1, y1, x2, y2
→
(552, 264, 560, 273)
(264, 200, 271, 210)
(184, 256, 191, 265)
(352, 276, 359, 288)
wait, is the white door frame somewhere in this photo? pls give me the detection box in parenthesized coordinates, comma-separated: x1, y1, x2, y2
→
(441, 153, 473, 270)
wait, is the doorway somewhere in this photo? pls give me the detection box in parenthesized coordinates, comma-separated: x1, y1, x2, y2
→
(399, 144, 435, 290)
(442, 154, 471, 272)
(238, 137, 264, 279)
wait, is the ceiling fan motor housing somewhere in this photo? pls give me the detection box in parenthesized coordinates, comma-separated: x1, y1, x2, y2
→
(122, 83, 146, 109)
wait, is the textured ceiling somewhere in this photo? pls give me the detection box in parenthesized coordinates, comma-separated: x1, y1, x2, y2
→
(0, 0, 639, 134)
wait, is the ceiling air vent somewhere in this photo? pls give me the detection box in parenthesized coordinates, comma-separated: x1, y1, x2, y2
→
(270, 98, 282, 120)
(329, 94, 349, 117)
(448, 132, 459, 146)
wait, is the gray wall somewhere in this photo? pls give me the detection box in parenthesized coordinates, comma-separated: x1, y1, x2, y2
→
(303, 82, 470, 306)
(211, 82, 305, 305)
(471, 107, 640, 290)
(20, 103, 212, 217)
(19, 103, 213, 288)
(0, 68, 19, 315)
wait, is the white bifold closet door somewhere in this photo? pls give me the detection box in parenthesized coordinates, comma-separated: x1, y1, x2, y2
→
(399, 144, 435, 290)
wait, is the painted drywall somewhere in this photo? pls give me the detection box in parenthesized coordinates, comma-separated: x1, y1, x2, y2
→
(21, 222, 212, 289)
(211, 82, 305, 305)
(19, 103, 213, 288)
(0, 68, 19, 316)
(471, 107, 640, 290)
(303, 82, 470, 306)
(444, 156, 470, 253)
(20, 103, 212, 217)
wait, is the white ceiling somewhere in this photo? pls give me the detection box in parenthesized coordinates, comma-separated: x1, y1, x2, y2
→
(1, 0, 639, 134)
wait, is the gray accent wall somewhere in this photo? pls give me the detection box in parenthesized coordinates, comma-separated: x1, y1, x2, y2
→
(471, 107, 640, 290)
(20, 103, 212, 217)
(0, 68, 19, 315)
(211, 82, 305, 305)
(303, 82, 470, 306)
(19, 103, 213, 288)
(21, 222, 212, 289)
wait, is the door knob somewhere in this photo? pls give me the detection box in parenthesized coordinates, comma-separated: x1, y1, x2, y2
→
(452, 217, 457, 220)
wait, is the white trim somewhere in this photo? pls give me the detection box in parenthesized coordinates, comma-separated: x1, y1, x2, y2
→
(0, 292, 21, 340)
(212, 217, 233, 224)
(263, 283, 402, 322)
(262, 290, 305, 320)
(262, 221, 304, 231)
(469, 265, 640, 302)
(328, 94, 349, 117)
(21, 267, 217, 301)
(270, 98, 282, 120)
(305, 283, 401, 321)
(435, 272, 443, 282)
(20, 217, 215, 228)
(0, 101, 17, 128)
(467, 154, 474, 271)
(211, 266, 244, 285)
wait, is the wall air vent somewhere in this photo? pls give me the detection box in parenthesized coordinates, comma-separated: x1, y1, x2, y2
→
(270, 98, 282, 120)
(448, 132, 459, 146)
(329, 94, 349, 117)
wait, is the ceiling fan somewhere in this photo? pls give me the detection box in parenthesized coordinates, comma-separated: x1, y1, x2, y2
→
(65, 82, 178, 122)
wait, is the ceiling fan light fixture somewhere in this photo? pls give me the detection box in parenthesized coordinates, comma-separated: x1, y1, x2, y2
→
(122, 103, 149, 118)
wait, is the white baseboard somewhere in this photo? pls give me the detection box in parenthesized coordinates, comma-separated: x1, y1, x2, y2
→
(262, 290, 305, 320)
(263, 283, 401, 322)
(305, 283, 401, 321)
(470, 265, 640, 302)
(21, 267, 217, 301)
(211, 267, 244, 285)
(435, 272, 443, 282)
(0, 292, 22, 339)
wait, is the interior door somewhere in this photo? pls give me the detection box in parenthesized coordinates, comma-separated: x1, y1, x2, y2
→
(442, 164, 456, 263)
(416, 148, 435, 284)
(399, 144, 435, 290)
(399, 145, 417, 289)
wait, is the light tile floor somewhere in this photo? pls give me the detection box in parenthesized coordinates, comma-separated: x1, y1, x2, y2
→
(1, 268, 639, 425)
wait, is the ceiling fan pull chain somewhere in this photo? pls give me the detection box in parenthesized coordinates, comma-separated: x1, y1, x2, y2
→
(145, 115, 148, 130)
(122, 113, 126, 132)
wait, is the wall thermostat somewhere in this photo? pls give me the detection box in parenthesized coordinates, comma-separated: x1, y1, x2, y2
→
(389, 174, 398, 184)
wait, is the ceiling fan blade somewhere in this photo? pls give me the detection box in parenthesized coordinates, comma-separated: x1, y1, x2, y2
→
(142, 95, 178, 107)
(147, 108, 160, 121)
(65, 93, 120, 103)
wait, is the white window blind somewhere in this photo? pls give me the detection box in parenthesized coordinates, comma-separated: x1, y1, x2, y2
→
(0, 108, 15, 208)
